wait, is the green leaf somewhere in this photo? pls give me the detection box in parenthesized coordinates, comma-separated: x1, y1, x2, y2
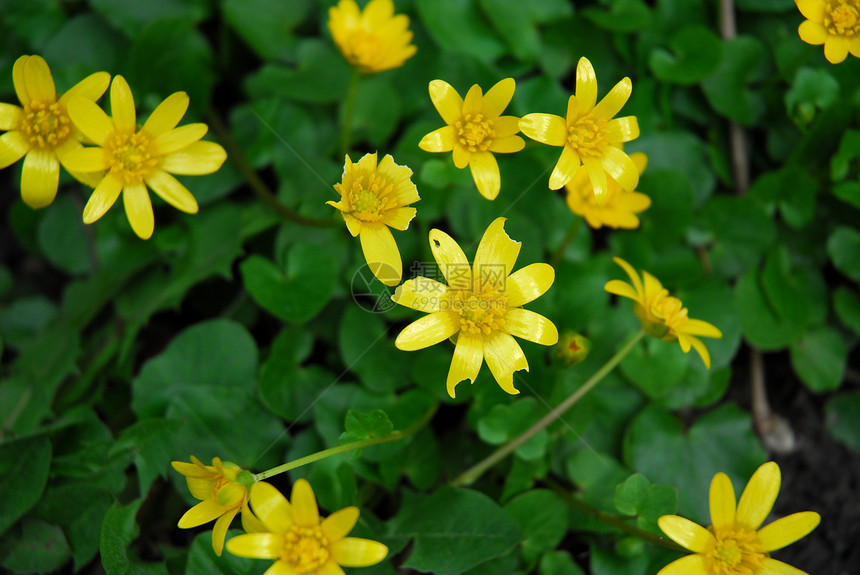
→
(748, 165, 817, 229)
(89, 0, 209, 37)
(34, 483, 111, 570)
(477, 398, 548, 461)
(478, 0, 543, 62)
(828, 226, 860, 283)
(416, 0, 506, 62)
(825, 391, 860, 452)
(583, 0, 653, 32)
(339, 410, 395, 444)
(833, 286, 860, 335)
(338, 306, 407, 394)
(785, 67, 840, 127)
(0, 0, 65, 47)
(0, 518, 70, 574)
(41, 15, 126, 85)
(701, 196, 776, 278)
(244, 41, 351, 103)
(110, 418, 183, 494)
(565, 449, 630, 511)
(0, 436, 51, 537)
(830, 129, 860, 182)
(352, 76, 404, 147)
(504, 490, 568, 566)
(613, 474, 678, 533)
(222, 0, 309, 60)
(637, 170, 696, 249)
(388, 486, 522, 575)
(539, 551, 586, 575)
(185, 530, 262, 575)
(735, 0, 796, 10)
(761, 247, 827, 329)
(620, 337, 689, 401)
(833, 181, 860, 210)
(241, 245, 336, 324)
(629, 132, 714, 203)
(99, 500, 142, 575)
(701, 36, 769, 125)
(0, 296, 57, 348)
(649, 25, 722, 85)
(790, 327, 847, 392)
(735, 268, 803, 350)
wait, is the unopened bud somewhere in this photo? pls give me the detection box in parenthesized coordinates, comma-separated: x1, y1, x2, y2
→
(555, 332, 591, 366)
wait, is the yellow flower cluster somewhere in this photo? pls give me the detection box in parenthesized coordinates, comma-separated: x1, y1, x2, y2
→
(0, 55, 226, 239)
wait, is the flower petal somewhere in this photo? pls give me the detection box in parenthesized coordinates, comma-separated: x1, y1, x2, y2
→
(795, 0, 824, 21)
(152, 124, 208, 156)
(241, 503, 268, 533)
(250, 482, 293, 533)
(429, 228, 471, 290)
(110, 75, 136, 133)
(23, 56, 56, 103)
(601, 146, 639, 192)
(83, 173, 123, 223)
(317, 561, 346, 575)
(225, 533, 285, 559)
(504, 308, 558, 345)
(428, 79, 463, 125)
(682, 319, 722, 338)
(505, 263, 555, 307)
(383, 206, 416, 231)
(263, 560, 298, 575)
(21, 149, 60, 209)
(583, 156, 608, 203)
(419, 125, 456, 152)
(474, 217, 520, 286)
(62, 147, 109, 173)
(824, 35, 850, 63)
(592, 77, 632, 121)
(548, 146, 581, 190)
(657, 515, 714, 552)
(392, 278, 448, 312)
(519, 113, 566, 146)
(469, 151, 500, 200)
(68, 96, 114, 146)
(212, 506, 240, 556)
(452, 144, 471, 169)
(736, 461, 781, 530)
(758, 558, 812, 575)
(123, 181, 154, 239)
(488, 135, 524, 154)
(186, 477, 214, 500)
(178, 499, 225, 528)
(483, 331, 527, 395)
(59, 71, 110, 106)
(482, 77, 515, 118)
(159, 141, 227, 175)
(494, 116, 521, 138)
(447, 332, 484, 398)
(606, 116, 640, 144)
(342, 212, 362, 236)
(395, 311, 460, 351)
(604, 279, 640, 302)
(462, 83, 483, 117)
(757, 511, 820, 552)
(331, 537, 389, 567)
(143, 91, 189, 137)
(13, 56, 31, 107)
(656, 554, 708, 575)
(0, 103, 23, 131)
(359, 222, 402, 287)
(709, 472, 737, 530)
(321, 507, 359, 543)
(0, 130, 30, 169)
(146, 169, 199, 214)
(612, 257, 645, 298)
(575, 57, 598, 112)
(291, 478, 319, 527)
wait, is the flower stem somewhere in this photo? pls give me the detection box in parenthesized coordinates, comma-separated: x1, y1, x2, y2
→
(254, 404, 437, 481)
(207, 109, 335, 228)
(549, 217, 581, 268)
(339, 70, 361, 159)
(452, 330, 646, 487)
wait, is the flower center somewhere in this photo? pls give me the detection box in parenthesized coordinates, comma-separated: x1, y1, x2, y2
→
(346, 31, 382, 69)
(456, 113, 495, 152)
(448, 284, 507, 336)
(21, 100, 71, 149)
(348, 173, 396, 222)
(567, 114, 608, 158)
(107, 131, 157, 184)
(825, 0, 860, 35)
(281, 525, 330, 575)
(706, 526, 766, 575)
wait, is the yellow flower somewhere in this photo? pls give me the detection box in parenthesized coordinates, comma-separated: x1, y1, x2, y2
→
(62, 75, 227, 239)
(0, 55, 109, 208)
(172, 456, 265, 556)
(796, 0, 860, 63)
(604, 257, 722, 368)
(226, 479, 388, 575)
(328, 0, 417, 74)
(393, 217, 558, 398)
(419, 78, 525, 200)
(519, 57, 640, 202)
(327, 152, 419, 287)
(657, 462, 820, 575)
(566, 151, 650, 229)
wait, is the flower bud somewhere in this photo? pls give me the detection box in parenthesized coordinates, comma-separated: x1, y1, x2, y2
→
(555, 331, 591, 366)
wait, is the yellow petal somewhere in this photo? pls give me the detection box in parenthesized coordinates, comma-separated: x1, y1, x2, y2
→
(68, 96, 114, 146)
(604, 279, 640, 302)
(23, 55, 56, 103)
(123, 181, 154, 239)
(657, 515, 714, 552)
(612, 257, 645, 298)
(225, 533, 285, 559)
(757, 512, 820, 552)
(143, 91, 189, 137)
(795, 0, 824, 21)
(364, 0, 394, 26)
(343, 212, 362, 237)
(383, 206, 416, 231)
(264, 560, 298, 575)
(395, 311, 461, 351)
(146, 170, 199, 214)
(708, 472, 737, 530)
(429, 228, 471, 290)
(178, 499, 225, 528)
(317, 561, 346, 575)
(452, 144, 471, 169)
(21, 149, 60, 209)
(110, 75, 136, 133)
(851, 36, 860, 57)
(187, 477, 214, 500)
(758, 557, 812, 575)
(0, 130, 30, 169)
(250, 482, 293, 533)
(824, 35, 850, 63)
(488, 135, 524, 154)
(606, 116, 640, 144)
(505, 263, 555, 307)
(601, 146, 639, 192)
(641, 270, 664, 300)
(13, 56, 31, 107)
(160, 141, 227, 175)
(469, 151, 500, 200)
(321, 506, 359, 543)
(682, 319, 723, 338)
(504, 308, 558, 345)
(473, 217, 520, 286)
(59, 71, 110, 106)
(331, 537, 388, 567)
(359, 222, 402, 287)
(152, 124, 208, 156)
(61, 147, 109, 173)
(419, 126, 456, 152)
(428, 79, 463, 125)
(462, 83, 483, 117)
(291, 478, 319, 527)
(575, 57, 598, 112)
(583, 156, 608, 203)
(392, 277, 448, 312)
(631, 151, 648, 174)
(519, 113, 566, 146)
(482, 77, 515, 118)
(656, 554, 708, 575)
(736, 462, 781, 530)
(447, 332, 484, 397)
(549, 146, 581, 190)
(0, 103, 23, 131)
(493, 116, 521, 138)
(592, 77, 632, 121)
(482, 331, 527, 395)
(212, 506, 240, 556)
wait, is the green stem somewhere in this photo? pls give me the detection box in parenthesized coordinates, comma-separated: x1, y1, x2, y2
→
(207, 109, 335, 228)
(255, 405, 437, 481)
(549, 217, 581, 268)
(452, 330, 646, 487)
(339, 71, 361, 159)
